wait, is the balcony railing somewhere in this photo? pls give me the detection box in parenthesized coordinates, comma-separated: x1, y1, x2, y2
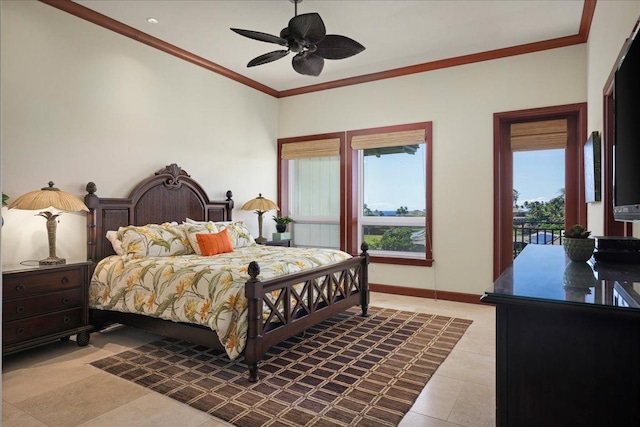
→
(513, 221, 564, 258)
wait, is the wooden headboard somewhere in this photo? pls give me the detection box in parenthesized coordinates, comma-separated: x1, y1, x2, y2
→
(85, 164, 234, 262)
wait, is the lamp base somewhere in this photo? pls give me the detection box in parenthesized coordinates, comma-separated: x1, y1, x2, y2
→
(40, 256, 66, 266)
(255, 237, 267, 244)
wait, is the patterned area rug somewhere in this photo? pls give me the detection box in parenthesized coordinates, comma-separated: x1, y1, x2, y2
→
(91, 306, 472, 427)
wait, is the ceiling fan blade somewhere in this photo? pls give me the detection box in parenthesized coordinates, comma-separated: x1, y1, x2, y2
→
(315, 35, 366, 59)
(288, 13, 326, 44)
(292, 53, 324, 76)
(247, 50, 290, 67)
(231, 28, 288, 46)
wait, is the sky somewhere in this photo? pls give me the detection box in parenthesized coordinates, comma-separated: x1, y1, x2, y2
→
(361, 146, 563, 212)
(513, 149, 565, 206)
(363, 146, 426, 212)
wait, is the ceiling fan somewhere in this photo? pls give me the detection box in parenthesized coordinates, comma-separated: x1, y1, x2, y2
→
(231, 0, 365, 77)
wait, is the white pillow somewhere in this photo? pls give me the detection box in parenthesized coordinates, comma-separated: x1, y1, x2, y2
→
(185, 217, 232, 226)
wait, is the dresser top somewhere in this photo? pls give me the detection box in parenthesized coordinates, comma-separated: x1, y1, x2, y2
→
(2, 260, 91, 275)
(484, 244, 640, 310)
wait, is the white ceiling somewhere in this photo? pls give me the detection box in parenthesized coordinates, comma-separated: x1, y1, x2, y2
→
(74, 0, 586, 92)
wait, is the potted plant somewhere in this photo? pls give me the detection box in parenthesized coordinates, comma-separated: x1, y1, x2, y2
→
(563, 224, 595, 262)
(272, 215, 294, 233)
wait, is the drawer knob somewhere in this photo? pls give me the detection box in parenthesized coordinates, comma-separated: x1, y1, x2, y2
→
(16, 306, 25, 314)
(61, 276, 69, 285)
(63, 316, 71, 324)
(16, 283, 25, 292)
(16, 327, 25, 335)
(62, 298, 69, 305)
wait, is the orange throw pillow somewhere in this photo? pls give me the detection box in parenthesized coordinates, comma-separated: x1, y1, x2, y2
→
(196, 229, 234, 256)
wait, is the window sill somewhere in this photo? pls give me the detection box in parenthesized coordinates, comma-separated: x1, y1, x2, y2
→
(369, 256, 433, 267)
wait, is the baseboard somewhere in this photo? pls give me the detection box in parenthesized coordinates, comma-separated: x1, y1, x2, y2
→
(369, 283, 487, 305)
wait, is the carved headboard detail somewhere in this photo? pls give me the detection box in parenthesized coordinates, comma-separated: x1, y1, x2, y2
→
(85, 164, 234, 262)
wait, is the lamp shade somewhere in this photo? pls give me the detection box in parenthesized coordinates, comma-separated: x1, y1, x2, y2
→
(241, 193, 279, 213)
(241, 194, 278, 244)
(8, 182, 88, 265)
(9, 182, 89, 212)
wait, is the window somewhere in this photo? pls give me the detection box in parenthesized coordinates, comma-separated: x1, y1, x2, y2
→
(348, 123, 433, 266)
(278, 133, 345, 249)
(278, 123, 432, 266)
(360, 144, 427, 258)
(289, 156, 340, 248)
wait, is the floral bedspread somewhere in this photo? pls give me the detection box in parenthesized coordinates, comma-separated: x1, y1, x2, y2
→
(89, 245, 351, 359)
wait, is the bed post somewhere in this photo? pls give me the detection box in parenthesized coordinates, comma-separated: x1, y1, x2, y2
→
(360, 242, 370, 317)
(225, 190, 234, 221)
(85, 182, 98, 264)
(244, 261, 264, 382)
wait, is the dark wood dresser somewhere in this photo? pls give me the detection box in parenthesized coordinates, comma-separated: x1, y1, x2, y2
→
(482, 245, 640, 426)
(2, 261, 93, 355)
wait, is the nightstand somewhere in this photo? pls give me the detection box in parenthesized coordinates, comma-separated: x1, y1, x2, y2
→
(264, 239, 292, 247)
(2, 261, 93, 355)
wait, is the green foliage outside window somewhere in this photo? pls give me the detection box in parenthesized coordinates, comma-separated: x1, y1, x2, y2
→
(520, 189, 565, 228)
(364, 225, 424, 253)
(379, 227, 416, 251)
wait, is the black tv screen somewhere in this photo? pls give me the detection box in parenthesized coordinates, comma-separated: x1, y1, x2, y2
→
(614, 20, 640, 221)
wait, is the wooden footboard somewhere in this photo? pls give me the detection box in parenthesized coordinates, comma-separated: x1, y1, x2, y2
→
(244, 243, 369, 382)
(89, 246, 369, 382)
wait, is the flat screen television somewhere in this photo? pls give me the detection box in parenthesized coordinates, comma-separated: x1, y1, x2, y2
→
(614, 18, 640, 221)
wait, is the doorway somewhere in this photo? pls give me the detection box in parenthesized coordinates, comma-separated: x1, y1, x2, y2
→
(493, 103, 587, 279)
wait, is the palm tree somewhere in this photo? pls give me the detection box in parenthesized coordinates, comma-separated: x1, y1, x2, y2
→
(396, 206, 408, 216)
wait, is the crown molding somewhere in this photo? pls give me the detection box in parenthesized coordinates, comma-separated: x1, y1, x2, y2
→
(39, 0, 596, 99)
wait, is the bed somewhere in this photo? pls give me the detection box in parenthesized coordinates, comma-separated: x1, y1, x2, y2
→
(84, 164, 369, 382)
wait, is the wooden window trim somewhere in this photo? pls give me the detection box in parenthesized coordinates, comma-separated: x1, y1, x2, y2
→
(493, 103, 587, 279)
(277, 132, 347, 251)
(347, 122, 433, 266)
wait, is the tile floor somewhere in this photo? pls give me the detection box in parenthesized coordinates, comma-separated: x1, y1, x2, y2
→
(2, 293, 496, 427)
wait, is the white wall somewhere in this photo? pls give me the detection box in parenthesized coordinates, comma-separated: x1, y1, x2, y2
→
(279, 46, 587, 295)
(586, 1, 640, 238)
(1, 1, 279, 267)
(6, 1, 635, 296)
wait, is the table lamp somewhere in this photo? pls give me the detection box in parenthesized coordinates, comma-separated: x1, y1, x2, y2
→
(9, 181, 89, 265)
(241, 193, 279, 244)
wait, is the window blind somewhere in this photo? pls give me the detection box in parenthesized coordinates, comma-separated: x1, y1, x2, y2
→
(510, 119, 567, 152)
(351, 129, 425, 150)
(281, 138, 341, 159)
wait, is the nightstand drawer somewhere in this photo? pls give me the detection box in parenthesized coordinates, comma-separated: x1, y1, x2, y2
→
(3, 267, 82, 298)
(3, 289, 83, 322)
(3, 308, 83, 345)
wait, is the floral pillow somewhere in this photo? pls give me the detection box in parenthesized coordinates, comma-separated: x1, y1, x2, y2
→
(183, 221, 219, 255)
(106, 230, 124, 256)
(117, 223, 193, 257)
(215, 221, 256, 248)
(184, 218, 256, 248)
